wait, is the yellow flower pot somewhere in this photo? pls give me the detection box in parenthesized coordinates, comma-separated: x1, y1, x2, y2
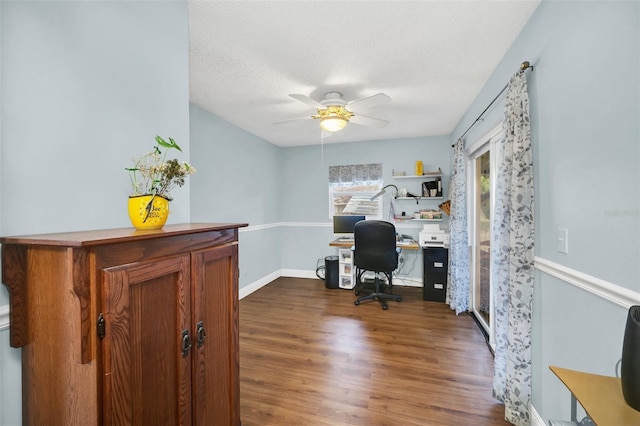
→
(128, 194, 170, 230)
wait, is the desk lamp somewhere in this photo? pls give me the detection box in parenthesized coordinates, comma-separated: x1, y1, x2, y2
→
(370, 185, 399, 222)
(370, 184, 421, 204)
(370, 184, 398, 201)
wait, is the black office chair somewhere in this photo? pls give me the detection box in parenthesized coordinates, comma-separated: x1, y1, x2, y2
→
(352, 220, 402, 310)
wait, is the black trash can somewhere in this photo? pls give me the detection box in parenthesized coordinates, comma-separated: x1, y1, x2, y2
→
(324, 255, 339, 289)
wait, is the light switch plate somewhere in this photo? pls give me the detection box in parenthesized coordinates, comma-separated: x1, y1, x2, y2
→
(557, 228, 568, 254)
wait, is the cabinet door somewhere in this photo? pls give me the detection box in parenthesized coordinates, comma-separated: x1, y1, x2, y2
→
(191, 243, 240, 426)
(102, 255, 192, 426)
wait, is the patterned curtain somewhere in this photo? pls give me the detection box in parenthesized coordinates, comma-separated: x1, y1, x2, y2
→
(447, 139, 470, 314)
(490, 71, 534, 425)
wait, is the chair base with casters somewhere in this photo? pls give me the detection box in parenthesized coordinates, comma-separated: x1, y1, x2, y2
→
(353, 269, 402, 310)
(352, 220, 403, 310)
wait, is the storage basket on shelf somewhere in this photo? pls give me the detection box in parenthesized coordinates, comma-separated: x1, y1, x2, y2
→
(439, 200, 451, 216)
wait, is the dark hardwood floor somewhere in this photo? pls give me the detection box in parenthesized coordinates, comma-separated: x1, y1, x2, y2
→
(239, 277, 509, 426)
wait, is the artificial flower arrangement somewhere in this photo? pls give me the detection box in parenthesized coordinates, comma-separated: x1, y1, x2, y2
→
(126, 136, 195, 229)
(127, 135, 196, 201)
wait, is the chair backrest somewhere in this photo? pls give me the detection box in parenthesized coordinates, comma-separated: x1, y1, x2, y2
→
(353, 220, 398, 273)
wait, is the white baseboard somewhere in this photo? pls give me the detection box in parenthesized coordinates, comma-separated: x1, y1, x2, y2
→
(239, 269, 423, 299)
(238, 269, 322, 300)
(394, 276, 423, 287)
(239, 270, 281, 300)
(281, 269, 423, 287)
(280, 269, 319, 279)
(530, 403, 546, 426)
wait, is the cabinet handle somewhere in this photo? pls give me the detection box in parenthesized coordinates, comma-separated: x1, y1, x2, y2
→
(196, 321, 207, 348)
(181, 329, 192, 358)
(97, 313, 106, 339)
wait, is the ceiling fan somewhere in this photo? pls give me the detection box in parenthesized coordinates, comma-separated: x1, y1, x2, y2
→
(274, 92, 391, 133)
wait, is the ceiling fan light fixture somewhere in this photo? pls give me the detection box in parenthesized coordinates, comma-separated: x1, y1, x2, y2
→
(315, 105, 353, 132)
(276, 92, 390, 133)
(320, 115, 347, 132)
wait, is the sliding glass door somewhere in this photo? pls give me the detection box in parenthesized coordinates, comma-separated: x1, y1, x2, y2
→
(468, 126, 502, 350)
(473, 149, 492, 329)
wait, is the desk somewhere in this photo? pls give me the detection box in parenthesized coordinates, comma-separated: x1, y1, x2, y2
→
(329, 239, 419, 290)
(329, 238, 420, 250)
(550, 365, 640, 425)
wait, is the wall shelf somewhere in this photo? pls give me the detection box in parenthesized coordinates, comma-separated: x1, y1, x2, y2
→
(394, 218, 443, 223)
(392, 168, 444, 199)
(395, 196, 443, 201)
(392, 172, 442, 180)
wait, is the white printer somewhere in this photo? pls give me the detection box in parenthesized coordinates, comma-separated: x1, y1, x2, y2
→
(419, 224, 450, 248)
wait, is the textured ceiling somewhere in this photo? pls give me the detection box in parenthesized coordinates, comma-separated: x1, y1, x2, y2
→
(188, 1, 539, 147)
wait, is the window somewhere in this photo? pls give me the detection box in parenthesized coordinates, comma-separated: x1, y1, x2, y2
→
(329, 163, 382, 218)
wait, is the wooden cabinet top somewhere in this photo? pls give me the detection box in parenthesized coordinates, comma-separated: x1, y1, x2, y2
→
(0, 223, 248, 247)
(1, 222, 248, 364)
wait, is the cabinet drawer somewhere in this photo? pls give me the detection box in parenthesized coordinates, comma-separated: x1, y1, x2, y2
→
(424, 270, 447, 285)
(339, 249, 353, 263)
(425, 260, 447, 272)
(339, 274, 355, 290)
(340, 262, 353, 275)
(423, 248, 448, 264)
(423, 280, 447, 302)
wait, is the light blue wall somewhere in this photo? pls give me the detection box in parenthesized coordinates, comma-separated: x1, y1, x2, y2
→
(0, 4, 10, 426)
(0, 1, 190, 424)
(189, 103, 451, 286)
(1, 1, 191, 236)
(189, 104, 282, 287)
(279, 137, 451, 280)
(2, 1, 638, 424)
(453, 1, 639, 422)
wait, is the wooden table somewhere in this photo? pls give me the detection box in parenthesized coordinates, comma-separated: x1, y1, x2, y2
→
(329, 238, 420, 250)
(549, 365, 640, 425)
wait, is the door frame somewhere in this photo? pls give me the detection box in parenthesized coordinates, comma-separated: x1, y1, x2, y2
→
(466, 124, 503, 351)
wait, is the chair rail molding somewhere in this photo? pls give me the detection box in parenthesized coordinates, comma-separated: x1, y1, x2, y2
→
(238, 221, 429, 232)
(281, 222, 331, 228)
(535, 257, 640, 309)
(239, 222, 332, 233)
(238, 222, 281, 232)
(0, 304, 9, 331)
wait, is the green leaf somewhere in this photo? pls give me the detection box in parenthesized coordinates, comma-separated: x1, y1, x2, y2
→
(155, 135, 172, 149)
(168, 137, 183, 152)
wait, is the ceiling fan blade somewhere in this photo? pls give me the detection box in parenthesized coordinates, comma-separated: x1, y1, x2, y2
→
(349, 114, 389, 128)
(347, 93, 391, 111)
(273, 116, 313, 125)
(289, 94, 325, 109)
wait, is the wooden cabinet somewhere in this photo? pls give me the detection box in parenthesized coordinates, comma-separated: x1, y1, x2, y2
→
(1, 223, 246, 425)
